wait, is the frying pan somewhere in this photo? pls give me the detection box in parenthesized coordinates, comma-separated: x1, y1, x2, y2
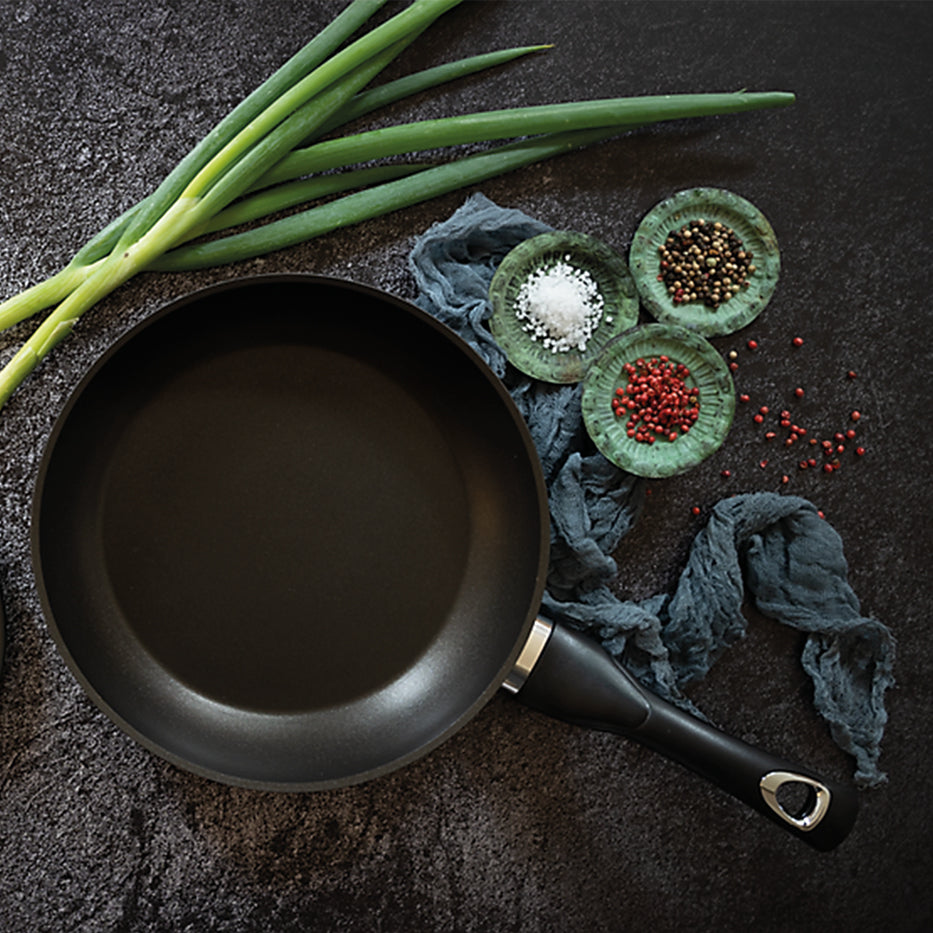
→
(33, 275, 857, 850)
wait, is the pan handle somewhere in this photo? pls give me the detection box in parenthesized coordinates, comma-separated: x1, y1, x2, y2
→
(508, 619, 858, 851)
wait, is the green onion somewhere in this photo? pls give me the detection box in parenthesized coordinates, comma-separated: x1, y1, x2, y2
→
(310, 44, 553, 140)
(0, 0, 463, 407)
(256, 91, 795, 190)
(197, 163, 433, 237)
(0, 39, 546, 334)
(0, 0, 394, 332)
(154, 129, 626, 271)
(0, 0, 795, 412)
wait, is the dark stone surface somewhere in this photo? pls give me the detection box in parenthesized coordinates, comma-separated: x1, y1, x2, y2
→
(1, 1, 930, 930)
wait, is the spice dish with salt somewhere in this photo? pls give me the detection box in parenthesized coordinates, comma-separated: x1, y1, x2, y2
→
(628, 187, 780, 337)
(489, 231, 638, 383)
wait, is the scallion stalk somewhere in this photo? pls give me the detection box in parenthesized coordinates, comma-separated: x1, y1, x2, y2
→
(0, 41, 547, 337)
(309, 44, 554, 140)
(154, 128, 625, 271)
(0, 0, 394, 331)
(255, 91, 795, 190)
(0, 0, 796, 413)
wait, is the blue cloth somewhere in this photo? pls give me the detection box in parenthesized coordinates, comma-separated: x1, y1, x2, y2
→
(409, 193, 895, 788)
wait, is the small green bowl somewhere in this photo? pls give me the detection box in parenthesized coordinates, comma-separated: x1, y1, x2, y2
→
(582, 323, 735, 478)
(489, 231, 639, 384)
(628, 188, 780, 337)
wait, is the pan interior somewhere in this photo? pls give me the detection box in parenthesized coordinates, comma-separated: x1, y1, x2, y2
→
(99, 329, 471, 712)
(35, 277, 547, 788)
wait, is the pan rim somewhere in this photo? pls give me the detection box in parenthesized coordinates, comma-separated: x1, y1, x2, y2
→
(31, 272, 551, 791)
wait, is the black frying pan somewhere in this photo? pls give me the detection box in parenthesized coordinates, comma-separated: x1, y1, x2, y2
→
(33, 275, 856, 850)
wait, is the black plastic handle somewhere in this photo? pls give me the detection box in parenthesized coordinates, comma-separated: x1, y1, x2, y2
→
(514, 621, 858, 851)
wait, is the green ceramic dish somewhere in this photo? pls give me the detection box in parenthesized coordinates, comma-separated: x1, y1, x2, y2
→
(489, 231, 639, 383)
(628, 188, 780, 337)
(582, 323, 735, 477)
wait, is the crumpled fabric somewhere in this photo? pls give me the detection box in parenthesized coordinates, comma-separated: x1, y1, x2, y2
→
(408, 192, 895, 787)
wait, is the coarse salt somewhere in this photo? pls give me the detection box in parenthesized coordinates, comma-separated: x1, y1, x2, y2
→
(514, 256, 608, 353)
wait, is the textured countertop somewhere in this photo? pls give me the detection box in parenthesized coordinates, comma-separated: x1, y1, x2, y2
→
(1, 2, 931, 930)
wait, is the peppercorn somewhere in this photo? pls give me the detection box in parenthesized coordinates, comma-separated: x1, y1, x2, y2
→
(657, 218, 754, 309)
(613, 356, 700, 445)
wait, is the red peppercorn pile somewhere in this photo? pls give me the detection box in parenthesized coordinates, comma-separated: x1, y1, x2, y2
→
(611, 356, 700, 443)
(657, 218, 755, 309)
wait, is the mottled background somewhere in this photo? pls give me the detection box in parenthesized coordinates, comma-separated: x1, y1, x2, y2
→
(1, 2, 930, 931)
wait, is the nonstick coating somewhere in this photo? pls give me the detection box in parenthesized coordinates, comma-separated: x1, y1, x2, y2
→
(33, 276, 549, 789)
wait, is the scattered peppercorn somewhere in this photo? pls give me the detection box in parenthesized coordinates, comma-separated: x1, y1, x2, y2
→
(657, 218, 754, 309)
(792, 336, 804, 347)
(847, 370, 857, 380)
(747, 339, 758, 351)
(850, 410, 861, 422)
(691, 505, 702, 516)
(794, 387, 805, 398)
(856, 446, 866, 456)
(721, 469, 732, 478)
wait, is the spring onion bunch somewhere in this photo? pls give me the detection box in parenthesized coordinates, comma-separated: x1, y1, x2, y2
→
(0, 0, 794, 410)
